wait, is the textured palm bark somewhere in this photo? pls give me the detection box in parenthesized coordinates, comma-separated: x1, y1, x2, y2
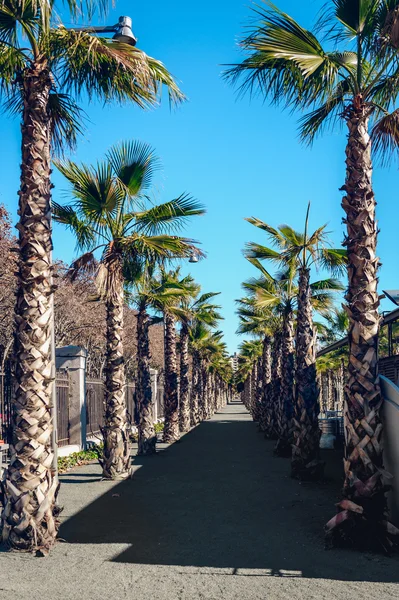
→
(250, 362, 258, 420)
(163, 313, 180, 442)
(265, 334, 281, 439)
(326, 103, 397, 551)
(327, 371, 335, 411)
(200, 363, 209, 420)
(259, 336, 272, 432)
(136, 308, 156, 455)
(253, 357, 263, 423)
(274, 313, 295, 457)
(0, 63, 60, 554)
(101, 264, 130, 480)
(179, 325, 190, 432)
(190, 351, 200, 426)
(291, 267, 323, 480)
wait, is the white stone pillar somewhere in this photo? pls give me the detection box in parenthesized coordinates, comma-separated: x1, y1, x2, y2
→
(150, 368, 158, 422)
(56, 346, 88, 450)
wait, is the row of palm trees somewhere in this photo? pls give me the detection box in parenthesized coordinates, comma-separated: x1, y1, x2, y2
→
(0, 1, 231, 555)
(236, 207, 345, 472)
(227, 0, 399, 551)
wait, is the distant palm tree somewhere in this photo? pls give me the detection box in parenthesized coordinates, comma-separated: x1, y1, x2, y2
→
(245, 207, 345, 479)
(245, 260, 340, 457)
(150, 269, 198, 443)
(236, 297, 279, 435)
(0, 0, 184, 553)
(226, 0, 399, 548)
(53, 141, 204, 475)
(176, 286, 222, 431)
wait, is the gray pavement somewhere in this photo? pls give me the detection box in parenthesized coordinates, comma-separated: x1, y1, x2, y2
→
(1, 402, 399, 599)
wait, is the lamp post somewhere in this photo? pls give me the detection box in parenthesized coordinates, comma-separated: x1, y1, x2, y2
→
(72, 15, 137, 46)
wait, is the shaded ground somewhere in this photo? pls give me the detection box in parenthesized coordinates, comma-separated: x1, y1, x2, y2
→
(1, 402, 398, 600)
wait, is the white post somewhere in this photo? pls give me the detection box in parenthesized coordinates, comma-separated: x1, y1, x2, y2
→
(56, 346, 88, 450)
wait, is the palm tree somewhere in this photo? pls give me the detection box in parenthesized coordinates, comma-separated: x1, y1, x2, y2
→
(150, 269, 199, 443)
(226, 0, 399, 549)
(0, 1, 183, 552)
(189, 324, 225, 421)
(52, 141, 204, 475)
(245, 208, 346, 479)
(177, 287, 222, 432)
(236, 297, 278, 433)
(245, 259, 340, 457)
(126, 265, 201, 455)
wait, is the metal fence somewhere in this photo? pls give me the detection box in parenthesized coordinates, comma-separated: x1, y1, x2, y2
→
(86, 379, 137, 438)
(0, 359, 12, 442)
(56, 374, 70, 447)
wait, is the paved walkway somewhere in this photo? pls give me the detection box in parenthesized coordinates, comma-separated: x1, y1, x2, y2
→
(1, 402, 399, 599)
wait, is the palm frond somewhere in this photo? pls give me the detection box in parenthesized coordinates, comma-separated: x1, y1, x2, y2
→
(48, 92, 86, 155)
(134, 193, 205, 234)
(371, 109, 399, 164)
(107, 140, 160, 197)
(52, 201, 97, 249)
(50, 28, 184, 107)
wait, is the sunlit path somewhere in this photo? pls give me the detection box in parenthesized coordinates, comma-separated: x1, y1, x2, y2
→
(0, 402, 398, 599)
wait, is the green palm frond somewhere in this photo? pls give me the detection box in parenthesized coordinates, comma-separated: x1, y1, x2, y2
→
(52, 201, 97, 249)
(134, 194, 205, 234)
(244, 242, 282, 263)
(107, 140, 160, 197)
(50, 27, 184, 107)
(48, 92, 86, 155)
(371, 109, 399, 163)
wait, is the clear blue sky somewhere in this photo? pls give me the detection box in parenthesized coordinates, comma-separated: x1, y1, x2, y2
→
(1, 0, 398, 353)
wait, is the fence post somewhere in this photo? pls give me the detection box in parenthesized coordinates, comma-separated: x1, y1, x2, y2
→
(56, 346, 88, 450)
(150, 368, 158, 421)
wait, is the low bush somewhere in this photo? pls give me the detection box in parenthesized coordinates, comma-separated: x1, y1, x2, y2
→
(58, 445, 103, 473)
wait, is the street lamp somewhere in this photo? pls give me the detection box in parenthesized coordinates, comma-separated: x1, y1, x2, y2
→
(189, 251, 199, 263)
(73, 16, 137, 46)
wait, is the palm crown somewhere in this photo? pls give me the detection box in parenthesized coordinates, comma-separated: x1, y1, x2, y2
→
(0, 1, 184, 152)
(53, 140, 205, 296)
(225, 0, 399, 153)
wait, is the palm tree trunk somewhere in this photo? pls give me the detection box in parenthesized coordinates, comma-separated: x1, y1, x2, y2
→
(327, 102, 393, 550)
(201, 363, 208, 420)
(265, 334, 281, 439)
(136, 307, 156, 455)
(101, 261, 130, 479)
(259, 336, 272, 432)
(179, 324, 190, 432)
(327, 370, 334, 411)
(163, 312, 179, 442)
(291, 267, 323, 480)
(275, 312, 295, 457)
(0, 63, 60, 553)
(190, 351, 200, 426)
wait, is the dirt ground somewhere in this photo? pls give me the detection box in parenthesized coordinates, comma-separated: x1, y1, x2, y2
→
(1, 402, 399, 600)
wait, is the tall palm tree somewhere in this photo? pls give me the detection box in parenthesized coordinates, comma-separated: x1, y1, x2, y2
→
(177, 286, 222, 432)
(0, 1, 183, 552)
(189, 323, 225, 421)
(226, 0, 399, 549)
(236, 297, 278, 433)
(53, 141, 204, 475)
(150, 269, 198, 443)
(126, 265, 201, 455)
(245, 259, 340, 457)
(245, 208, 346, 479)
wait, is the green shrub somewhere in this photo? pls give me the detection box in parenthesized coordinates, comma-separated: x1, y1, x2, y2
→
(58, 445, 103, 473)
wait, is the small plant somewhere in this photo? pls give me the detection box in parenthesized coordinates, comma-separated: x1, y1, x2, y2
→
(58, 445, 103, 474)
(154, 421, 164, 434)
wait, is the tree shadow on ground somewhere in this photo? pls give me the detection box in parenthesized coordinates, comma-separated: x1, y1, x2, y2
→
(59, 406, 399, 583)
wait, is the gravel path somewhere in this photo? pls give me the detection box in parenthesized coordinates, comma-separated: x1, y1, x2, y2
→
(1, 402, 399, 599)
